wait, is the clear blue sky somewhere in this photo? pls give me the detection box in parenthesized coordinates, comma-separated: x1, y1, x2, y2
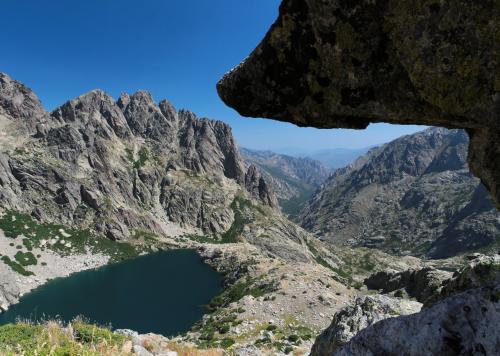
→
(1, 0, 425, 151)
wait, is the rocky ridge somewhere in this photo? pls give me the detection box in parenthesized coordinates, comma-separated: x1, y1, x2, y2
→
(0, 72, 277, 243)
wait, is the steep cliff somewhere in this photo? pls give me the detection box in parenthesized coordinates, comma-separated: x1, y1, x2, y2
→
(0, 72, 277, 242)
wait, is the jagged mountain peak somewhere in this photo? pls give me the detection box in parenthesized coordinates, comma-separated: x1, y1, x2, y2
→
(0, 73, 279, 241)
(244, 164, 278, 208)
(0, 72, 47, 135)
(117, 90, 174, 140)
(158, 99, 178, 121)
(50, 88, 131, 140)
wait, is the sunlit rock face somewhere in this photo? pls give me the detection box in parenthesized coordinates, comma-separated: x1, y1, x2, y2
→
(0, 72, 278, 241)
(217, 0, 500, 207)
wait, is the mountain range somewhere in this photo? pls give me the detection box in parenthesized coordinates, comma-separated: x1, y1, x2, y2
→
(271, 147, 372, 169)
(0, 72, 279, 242)
(298, 127, 500, 258)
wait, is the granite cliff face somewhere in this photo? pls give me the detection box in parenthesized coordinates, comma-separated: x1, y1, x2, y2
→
(299, 127, 500, 258)
(217, 0, 500, 209)
(0, 72, 277, 241)
(242, 148, 330, 217)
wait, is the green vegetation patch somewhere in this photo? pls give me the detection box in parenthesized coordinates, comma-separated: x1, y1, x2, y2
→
(134, 147, 150, 169)
(0, 323, 43, 351)
(185, 234, 226, 245)
(0, 210, 139, 263)
(193, 310, 242, 349)
(252, 317, 315, 353)
(125, 146, 151, 169)
(220, 196, 261, 243)
(73, 320, 128, 345)
(209, 277, 275, 310)
(0, 321, 129, 355)
(14, 251, 37, 266)
(1, 256, 34, 276)
(185, 196, 264, 245)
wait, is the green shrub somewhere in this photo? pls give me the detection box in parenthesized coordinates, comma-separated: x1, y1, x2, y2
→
(218, 324, 230, 334)
(220, 337, 235, 349)
(73, 320, 127, 345)
(266, 324, 277, 331)
(14, 251, 37, 266)
(209, 277, 274, 310)
(284, 345, 294, 354)
(1, 256, 34, 276)
(0, 323, 42, 350)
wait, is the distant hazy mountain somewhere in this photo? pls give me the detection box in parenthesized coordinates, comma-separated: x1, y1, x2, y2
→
(273, 147, 373, 169)
(241, 148, 330, 218)
(299, 127, 500, 258)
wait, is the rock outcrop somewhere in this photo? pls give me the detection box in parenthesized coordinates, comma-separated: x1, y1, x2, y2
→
(244, 164, 279, 209)
(364, 268, 452, 305)
(217, 0, 500, 209)
(0, 264, 20, 312)
(427, 254, 500, 307)
(318, 254, 500, 354)
(326, 283, 500, 355)
(0, 73, 48, 136)
(0, 72, 277, 241)
(311, 295, 422, 355)
(299, 127, 500, 258)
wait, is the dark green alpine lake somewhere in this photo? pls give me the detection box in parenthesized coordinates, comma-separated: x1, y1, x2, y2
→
(0, 249, 222, 336)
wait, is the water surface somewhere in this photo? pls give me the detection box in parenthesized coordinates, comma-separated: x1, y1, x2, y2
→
(0, 249, 222, 336)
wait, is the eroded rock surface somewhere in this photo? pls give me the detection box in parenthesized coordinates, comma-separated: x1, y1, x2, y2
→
(364, 268, 452, 305)
(427, 253, 500, 307)
(311, 295, 422, 356)
(217, 0, 500, 207)
(0, 72, 277, 241)
(329, 283, 500, 356)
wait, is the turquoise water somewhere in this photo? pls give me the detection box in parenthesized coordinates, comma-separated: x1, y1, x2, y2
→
(0, 249, 222, 336)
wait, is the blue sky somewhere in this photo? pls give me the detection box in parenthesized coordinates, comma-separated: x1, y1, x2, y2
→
(1, 0, 425, 151)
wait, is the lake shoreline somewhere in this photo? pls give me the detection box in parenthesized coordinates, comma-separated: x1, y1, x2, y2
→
(0, 249, 223, 337)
